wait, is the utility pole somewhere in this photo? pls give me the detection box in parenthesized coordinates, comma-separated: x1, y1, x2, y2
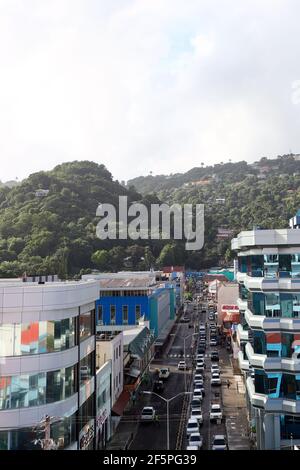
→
(33, 415, 62, 450)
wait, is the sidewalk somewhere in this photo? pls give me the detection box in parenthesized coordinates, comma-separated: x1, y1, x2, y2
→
(106, 373, 155, 450)
(221, 365, 251, 450)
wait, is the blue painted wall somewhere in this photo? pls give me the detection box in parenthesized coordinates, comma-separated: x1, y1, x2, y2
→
(96, 296, 149, 326)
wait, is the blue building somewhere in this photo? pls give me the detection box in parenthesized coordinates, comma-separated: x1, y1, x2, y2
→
(83, 273, 176, 341)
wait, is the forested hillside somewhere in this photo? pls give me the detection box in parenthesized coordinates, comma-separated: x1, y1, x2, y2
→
(0, 155, 299, 277)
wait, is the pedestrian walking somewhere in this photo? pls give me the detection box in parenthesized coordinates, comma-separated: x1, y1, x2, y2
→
(227, 379, 231, 389)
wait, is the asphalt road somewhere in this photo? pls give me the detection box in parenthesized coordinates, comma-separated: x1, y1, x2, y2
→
(129, 294, 226, 451)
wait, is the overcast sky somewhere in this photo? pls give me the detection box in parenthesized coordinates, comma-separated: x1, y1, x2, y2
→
(1, 0, 300, 183)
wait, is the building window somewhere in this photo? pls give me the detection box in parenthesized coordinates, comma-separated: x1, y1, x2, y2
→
(122, 305, 128, 324)
(79, 312, 92, 342)
(98, 305, 103, 325)
(79, 353, 94, 385)
(0, 366, 77, 410)
(110, 305, 116, 324)
(0, 319, 76, 357)
(135, 305, 141, 323)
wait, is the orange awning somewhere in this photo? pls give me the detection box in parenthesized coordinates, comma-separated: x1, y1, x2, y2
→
(111, 390, 131, 416)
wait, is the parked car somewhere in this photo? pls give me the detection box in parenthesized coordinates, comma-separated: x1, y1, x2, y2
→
(141, 406, 156, 422)
(178, 361, 188, 370)
(190, 408, 203, 425)
(209, 404, 223, 422)
(212, 435, 227, 450)
(158, 367, 170, 380)
(189, 433, 203, 449)
(210, 373, 221, 386)
(210, 351, 219, 362)
(186, 418, 199, 438)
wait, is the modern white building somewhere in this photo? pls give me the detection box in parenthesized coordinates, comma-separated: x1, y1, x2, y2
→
(96, 331, 123, 406)
(0, 279, 98, 450)
(232, 220, 300, 450)
(96, 360, 112, 449)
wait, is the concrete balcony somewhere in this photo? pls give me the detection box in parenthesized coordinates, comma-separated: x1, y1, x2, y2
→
(245, 308, 300, 332)
(237, 297, 247, 311)
(238, 350, 250, 371)
(232, 229, 300, 250)
(246, 376, 300, 414)
(240, 274, 300, 292)
(246, 343, 300, 373)
(237, 323, 249, 342)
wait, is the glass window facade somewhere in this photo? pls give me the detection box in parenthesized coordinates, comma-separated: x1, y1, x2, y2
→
(80, 352, 94, 384)
(254, 370, 300, 400)
(239, 253, 300, 278)
(0, 318, 76, 357)
(252, 330, 300, 358)
(79, 311, 94, 342)
(0, 365, 77, 410)
(248, 292, 300, 318)
(0, 414, 77, 450)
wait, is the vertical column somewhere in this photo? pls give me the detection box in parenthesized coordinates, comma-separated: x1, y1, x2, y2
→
(273, 414, 281, 450)
(264, 413, 275, 450)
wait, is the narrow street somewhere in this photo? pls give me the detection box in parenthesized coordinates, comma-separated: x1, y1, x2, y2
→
(109, 286, 250, 451)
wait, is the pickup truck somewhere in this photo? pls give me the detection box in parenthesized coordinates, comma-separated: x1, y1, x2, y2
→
(209, 404, 223, 422)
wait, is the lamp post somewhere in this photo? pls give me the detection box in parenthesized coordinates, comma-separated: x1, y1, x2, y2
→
(142, 391, 192, 450)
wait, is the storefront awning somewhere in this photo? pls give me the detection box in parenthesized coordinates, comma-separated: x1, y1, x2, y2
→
(111, 390, 131, 416)
(125, 367, 141, 378)
(223, 312, 240, 323)
(155, 319, 175, 345)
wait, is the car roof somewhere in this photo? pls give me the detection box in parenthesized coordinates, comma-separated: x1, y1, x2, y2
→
(214, 435, 225, 439)
(190, 433, 201, 438)
(211, 404, 221, 408)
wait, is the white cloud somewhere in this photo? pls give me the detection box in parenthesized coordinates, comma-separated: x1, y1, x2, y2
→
(0, 0, 299, 182)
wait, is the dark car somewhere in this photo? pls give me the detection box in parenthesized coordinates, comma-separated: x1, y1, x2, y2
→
(211, 351, 219, 362)
(198, 346, 206, 354)
(153, 380, 164, 392)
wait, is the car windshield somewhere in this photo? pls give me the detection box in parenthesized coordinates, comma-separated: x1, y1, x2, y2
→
(143, 409, 153, 415)
(212, 407, 220, 412)
(188, 422, 198, 428)
(214, 439, 225, 445)
(190, 435, 200, 442)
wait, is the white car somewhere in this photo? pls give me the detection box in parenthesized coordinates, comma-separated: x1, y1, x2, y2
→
(212, 435, 227, 450)
(196, 361, 205, 371)
(194, 374, 203, 384)
(178, 361, 187, 370)
(186, 418, 199, 437)
(211, 365, 220, 374)
(141, 406, 156, 422)
(210, 404, 223, 422)
(193, 389, 203, 401)
(196, 354, 204, 360)
(189, 433, 203, 449)
(210, 338, 217, 347)
(186, 445, 199, 450)
(194, 378, 203, 387)
(190, 408, 203, 425)
(211, 373, 221, 386)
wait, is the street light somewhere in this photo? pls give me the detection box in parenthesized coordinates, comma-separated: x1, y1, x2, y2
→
(142, 391, 193, 450)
